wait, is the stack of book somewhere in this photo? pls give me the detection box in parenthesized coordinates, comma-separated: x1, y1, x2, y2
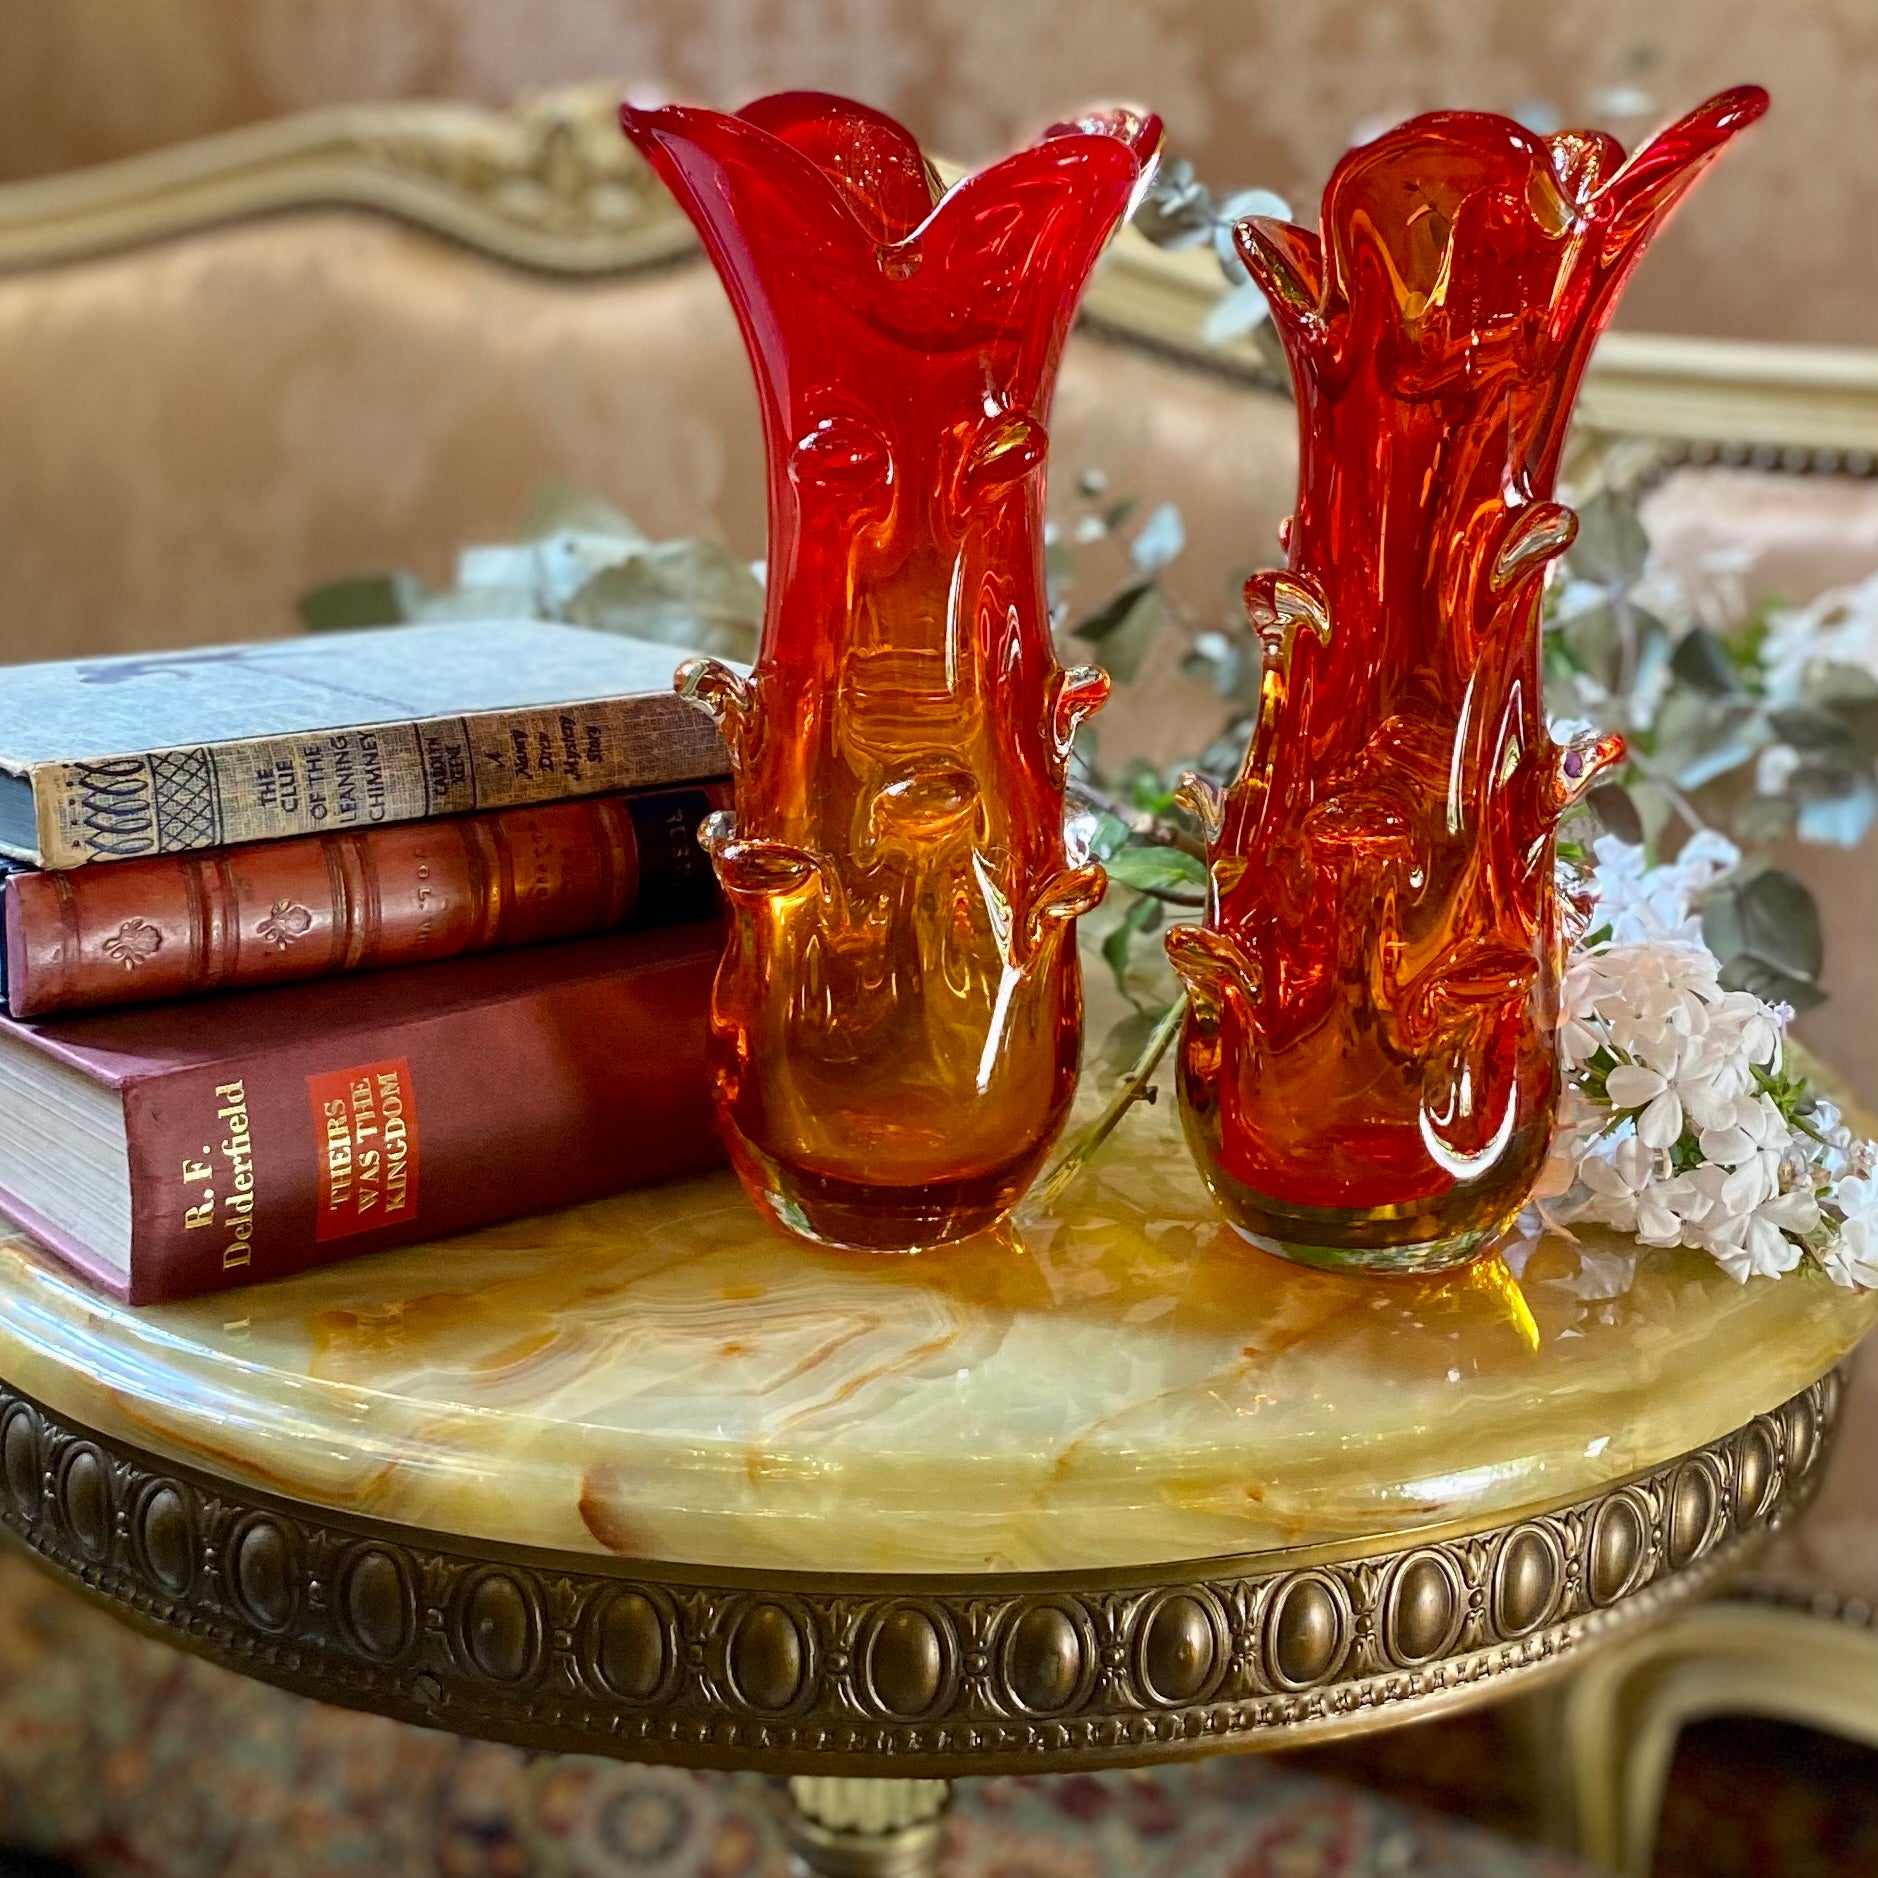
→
(0, 621, 733, 1304)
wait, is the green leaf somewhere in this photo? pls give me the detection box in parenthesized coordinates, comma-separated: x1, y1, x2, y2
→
(1192, 718, 1254, 786)
(411, 583, 542, 622)
(1703, 867, 1823, 985)
(1095, 760, 1181, 821)
(1558, 597, 1623, 693)
(1649, 689, 1761, 789)
(1624, 777, 1676, 855)
(1718, 953, 1827, 1013)
(1183, 628, 1258, 703)
(567, 540, 764, 663)
(1130, 161, 1215, 249)
(1669, 627, 1743, 697)
(1081, 812, 1134, 862)
(1732, 789, 1799, 845)
(1071, 579, 1163, 683)
(1769, 704, 1852, 752)
(296, 572, 427, 633)
(1728, 611, 1772, 687)
(1104, 845, 1207, 895)
(1803, 661, 1878, 758)
(1588, 782, 1644, 846)
(1569, 488, 1650, 587)
(1101, 893, 1161, 1007)
(1073, 578, 1153, 640)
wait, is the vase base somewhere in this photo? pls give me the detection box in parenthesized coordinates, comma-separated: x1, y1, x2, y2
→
(1227, 1220, 1507, 1276)
(730, 1143, 1047, 1254)
(1178, 1098, 1539, 1276)
(1194, 1166, 1519, 1275)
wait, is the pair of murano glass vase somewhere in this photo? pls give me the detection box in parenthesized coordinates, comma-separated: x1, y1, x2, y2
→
(619, 81, 1768, 1273)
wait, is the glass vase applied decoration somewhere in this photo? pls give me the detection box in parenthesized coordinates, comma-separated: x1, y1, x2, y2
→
(620, 93, 1162, 1250)
(1166, 87, 1769, 1273)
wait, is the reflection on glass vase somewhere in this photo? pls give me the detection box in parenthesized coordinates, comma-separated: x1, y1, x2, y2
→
(1167, 87, 1768, 1273)
(620, 92, 1161, 1251)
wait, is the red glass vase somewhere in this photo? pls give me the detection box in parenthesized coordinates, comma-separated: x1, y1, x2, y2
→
(621, 93, 1160, 1250)
(1167, 87, 1768, 1272)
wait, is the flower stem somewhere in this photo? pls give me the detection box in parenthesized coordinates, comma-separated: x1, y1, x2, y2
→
(1623, 748, 1713, 838)
(1069, 780, 1209, 861)
(1029, 994, 1187, 1211)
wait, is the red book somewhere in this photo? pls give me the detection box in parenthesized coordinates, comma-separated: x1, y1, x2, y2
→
(0, 926, 724, 1304)
(3, 784, 731, 1018)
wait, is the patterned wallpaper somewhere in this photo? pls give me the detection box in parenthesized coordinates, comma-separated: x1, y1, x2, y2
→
(1, 0, 1873, 346)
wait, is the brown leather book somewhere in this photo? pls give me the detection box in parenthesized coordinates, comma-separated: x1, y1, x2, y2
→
(2, 784, 730, 1018)
(0, 926, 725, 1304)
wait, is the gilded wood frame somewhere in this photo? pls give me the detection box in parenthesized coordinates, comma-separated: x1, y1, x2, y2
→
(0, 84, 1871, 470)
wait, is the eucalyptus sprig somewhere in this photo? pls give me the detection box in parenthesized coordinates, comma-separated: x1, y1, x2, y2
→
(298, 484, 764, 663)
(1540, 471, 1869, 1009)
(1130, 157, 1295, 355)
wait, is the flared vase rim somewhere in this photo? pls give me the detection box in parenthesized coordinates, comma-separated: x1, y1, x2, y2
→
(619, 90, 1163, 262)
(1230, 82, 1769, 333)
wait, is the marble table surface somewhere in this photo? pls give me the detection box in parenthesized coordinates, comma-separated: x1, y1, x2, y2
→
(1, 1022, 1872, 1576)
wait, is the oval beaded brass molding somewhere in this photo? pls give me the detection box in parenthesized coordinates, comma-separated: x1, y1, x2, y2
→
(0, 1371, 1843, 1776)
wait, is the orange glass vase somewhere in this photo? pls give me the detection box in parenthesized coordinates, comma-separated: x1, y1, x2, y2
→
(1167, 87, 1768, 1272)
(621, 93, 1161, 1250)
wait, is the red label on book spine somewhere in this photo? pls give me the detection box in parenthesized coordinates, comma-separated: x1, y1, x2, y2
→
(307, 1057, 421, 1241)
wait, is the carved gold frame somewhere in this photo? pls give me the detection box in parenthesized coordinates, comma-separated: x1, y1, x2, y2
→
(0, 84, 693, 277)
(1, 83, 1872, 471)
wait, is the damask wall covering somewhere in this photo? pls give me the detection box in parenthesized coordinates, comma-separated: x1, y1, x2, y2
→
(1, 0, 1872, 347)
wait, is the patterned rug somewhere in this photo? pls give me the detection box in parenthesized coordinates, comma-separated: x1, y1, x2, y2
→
(0, 1550, 1593, 1878)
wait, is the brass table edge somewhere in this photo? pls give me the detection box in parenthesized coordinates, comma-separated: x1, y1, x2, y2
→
(0, 1368, 1841, 1776)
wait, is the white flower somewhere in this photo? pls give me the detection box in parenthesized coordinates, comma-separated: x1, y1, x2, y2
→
(1707, 1202, 1810, 1283)
(1822, 1174, 1878, 1288)
(1552, 836, 1878, 1290)
(1566, 938, 1783, 1161)
(1761, 572, 1878, 704)
(1756, 741, 1801, 797)
(1585, 834, 1740, 947)
(1819, 1239, 1878, 1289)
(1837, 1172, 1878, 1240)
(1562, 937, 1721, 1078)
(1603, 1062, 1685, 1148)
(1761, 1188, 1824, 1239)
(1578, 1132, 1690, 1245)
(1695, 1090, 1788, 1169)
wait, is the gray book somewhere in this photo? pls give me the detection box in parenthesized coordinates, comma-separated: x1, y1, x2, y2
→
(0, 621, 726, 868)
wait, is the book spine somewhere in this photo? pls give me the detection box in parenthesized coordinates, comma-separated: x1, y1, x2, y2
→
(31, 694, 727, 867)
(118, 932, 723, 1304)
(5, 785, 731, 1018)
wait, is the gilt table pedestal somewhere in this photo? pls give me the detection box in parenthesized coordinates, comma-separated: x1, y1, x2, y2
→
(0, 1077, 1869, 1876)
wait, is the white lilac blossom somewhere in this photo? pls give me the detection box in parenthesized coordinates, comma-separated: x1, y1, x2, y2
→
(1552, 842, 1878, 1289)
(1760, 572, 1878, 706)
(1582, 831, 1741, 945)
(1821, 1174, 1878, 1288)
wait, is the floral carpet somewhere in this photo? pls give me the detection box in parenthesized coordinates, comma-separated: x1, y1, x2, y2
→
(0, 1551, 1591, 1878)
(9, 1544, 1878, 1878)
